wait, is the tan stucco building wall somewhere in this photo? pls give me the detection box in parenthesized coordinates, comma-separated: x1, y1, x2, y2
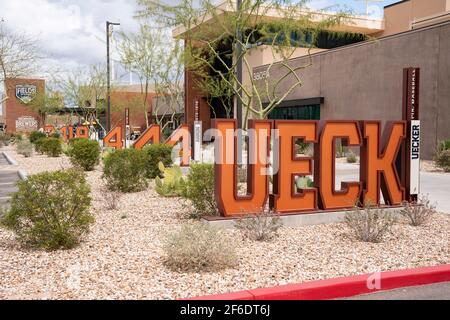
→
(381, 0, 449, 36)
(254, 21, 450, 160)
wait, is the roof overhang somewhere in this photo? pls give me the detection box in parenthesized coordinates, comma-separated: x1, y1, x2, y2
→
(172, 0, 385, 39)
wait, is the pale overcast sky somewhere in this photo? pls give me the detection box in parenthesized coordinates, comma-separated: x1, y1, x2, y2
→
(0, 0, 399, 78)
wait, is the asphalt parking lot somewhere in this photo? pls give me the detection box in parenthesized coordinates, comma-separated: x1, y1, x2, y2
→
(343, 282, 450, 300)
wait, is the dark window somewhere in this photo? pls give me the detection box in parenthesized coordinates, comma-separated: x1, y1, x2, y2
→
(268, 104, 320, 120)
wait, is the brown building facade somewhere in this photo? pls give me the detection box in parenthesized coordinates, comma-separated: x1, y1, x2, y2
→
(1, 78, 45, 133)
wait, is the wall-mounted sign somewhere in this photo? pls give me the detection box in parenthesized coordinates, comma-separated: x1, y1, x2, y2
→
(16, 116, 38, 132)
(16, 85, 37, 104)
(403, 67, 421, 200)
(194, 121, 203, 162)
(253, 70, 270, 81)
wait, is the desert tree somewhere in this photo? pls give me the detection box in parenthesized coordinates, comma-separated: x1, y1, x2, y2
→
(26, 87, 65, 127)
(137, 0, 350, 128)
(55, 65, 109, 130)
(117, 24, 163, 128)
(152, 37, 185, 136)
(0, 23, 42, 104)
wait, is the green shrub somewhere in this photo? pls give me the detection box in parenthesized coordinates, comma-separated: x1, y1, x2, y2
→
(345, 204, 397, 243)
(295, 176, 314, 189)
(400, 195, 436, 227)
(436, 149, 450, 172)
(68, 138, 101, 171)
(347, 151, 357, 163)
(41, 138, 63, 157)
(34, 138, 45, 154)
(143, 144, 173, 179)
(0, 169, 93, 250)
(16, 140, 34, 157)
(10, 133, 23, 144)
(182, 163, 218, 218)
(437, 139, 450, 152)
(0, 133, 11, 147)
(50, 132, 62, 139)
(235, 207, 283, 242)
(295, 141, 309, 155)
(69, 137, 86, 146)
(163, 222, 237, 272)
(155, 162, 186, 197)
(29, 131, 47, 144)
(103, 148, 148, 193)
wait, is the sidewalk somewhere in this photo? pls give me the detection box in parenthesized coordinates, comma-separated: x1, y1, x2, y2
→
(0, 152, 20, 207)
(335, 163, 450, 213)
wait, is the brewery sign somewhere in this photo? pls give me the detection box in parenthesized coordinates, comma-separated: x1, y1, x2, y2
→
(16, 116, 38, 132)
(16, 85, 37, 104)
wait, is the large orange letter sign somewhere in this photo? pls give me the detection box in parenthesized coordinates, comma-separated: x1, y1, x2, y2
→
(315, 122, 362, 210)
(103, 126, 123, 149)
(60, 126, 74, 141)
(133, 125, 161, 150)
(44, 125, 55, 135)
(76, 126, 89, 139)
(166, 125, 191, 167)
(360, 121, 406, 205)
(273, 121, 318, 213)
(215, 120, 271, 217)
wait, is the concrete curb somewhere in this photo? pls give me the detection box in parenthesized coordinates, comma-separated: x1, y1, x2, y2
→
(190, 264, 450, 300)
(18, 170, 27, 181)
(2, 152, 18, 166)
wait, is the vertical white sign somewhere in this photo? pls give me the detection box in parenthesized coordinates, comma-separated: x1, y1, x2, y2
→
(194, 121, 202, 162)
(410, 120, 421, 195)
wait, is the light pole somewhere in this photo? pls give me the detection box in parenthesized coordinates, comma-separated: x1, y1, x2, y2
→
(106, 21, 120, 133)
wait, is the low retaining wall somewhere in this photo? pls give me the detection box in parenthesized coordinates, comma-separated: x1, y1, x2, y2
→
(204, 206, 403, 229)
(191, 264, 450, 300)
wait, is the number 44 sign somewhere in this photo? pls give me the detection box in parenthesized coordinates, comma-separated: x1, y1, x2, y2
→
(103, 124, 192, 166)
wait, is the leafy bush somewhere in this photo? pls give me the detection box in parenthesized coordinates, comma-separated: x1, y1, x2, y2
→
(182, 163, 218, 218)
(155, 162, 186, 197)
(235, 208, 283, 242)
(437, 139, 450, 152)
(34, 138, 46, 154)
(143, 144, 173, 179)
(0, 169, 93, 250)
(0, 133, 11, 147)
(436, 149, 450, 172)
(345, 205, 397, 243)
(41, 138, 63, 157)
(68, 137, 85, 146)
(295, 176, 314, 189)
(103, 148, 148, 193)
(163, 222, 237, 272)
(295, 141, 309, 155)
(16, 140, 34, 157)
(29, 131, 47, 144)
(400, 195, 436, 226)
(11, 133, 23, 144)
(347, 151, 357, 163)
(68, 138, 101, 171)
(50, 132, 62, 139)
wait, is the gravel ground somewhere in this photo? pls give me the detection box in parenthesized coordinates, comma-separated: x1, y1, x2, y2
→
(0, 145, 449, 300)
